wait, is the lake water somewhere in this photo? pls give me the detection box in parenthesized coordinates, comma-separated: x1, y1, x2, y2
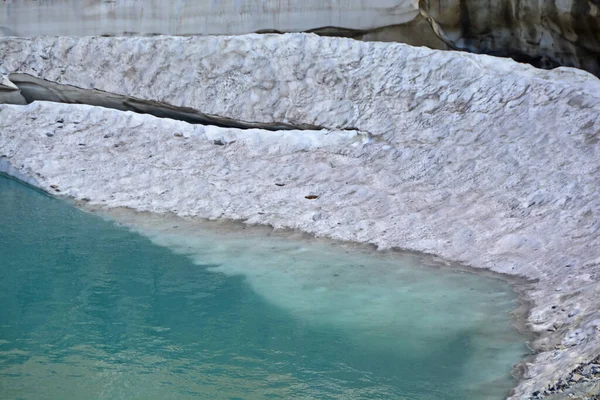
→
(0, 175, 529, 399)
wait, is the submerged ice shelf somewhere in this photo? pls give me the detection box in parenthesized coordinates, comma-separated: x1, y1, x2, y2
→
(0, 175, 529, 399)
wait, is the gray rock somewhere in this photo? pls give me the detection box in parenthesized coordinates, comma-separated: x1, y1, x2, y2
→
(541, 380, 600, 399)
(421, 0, 600, 77)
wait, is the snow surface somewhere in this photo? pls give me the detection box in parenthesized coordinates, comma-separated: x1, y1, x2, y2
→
(1, 34, 598, 143)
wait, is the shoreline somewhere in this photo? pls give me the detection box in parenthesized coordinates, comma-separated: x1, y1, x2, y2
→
(0, 170, 544, 395)
(1, 171, 536, 398)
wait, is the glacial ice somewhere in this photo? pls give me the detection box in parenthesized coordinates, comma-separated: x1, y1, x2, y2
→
(0, 33, 599, 397)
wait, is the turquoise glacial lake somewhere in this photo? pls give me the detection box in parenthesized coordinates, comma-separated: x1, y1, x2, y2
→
(0, 175, 529, 399)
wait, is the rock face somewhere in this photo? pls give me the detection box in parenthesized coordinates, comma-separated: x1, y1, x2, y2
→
(357, 15, 448, 49)
(0, 34, 599, 398)
(421, 0, 600, 76)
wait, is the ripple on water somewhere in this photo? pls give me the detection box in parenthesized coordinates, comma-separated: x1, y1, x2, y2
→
(0, 175, 530, 399)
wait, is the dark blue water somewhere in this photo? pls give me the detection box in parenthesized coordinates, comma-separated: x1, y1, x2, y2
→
(0, 175, 528, 399)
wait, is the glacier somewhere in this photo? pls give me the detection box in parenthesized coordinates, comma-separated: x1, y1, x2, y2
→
(1, 33, 600, 398)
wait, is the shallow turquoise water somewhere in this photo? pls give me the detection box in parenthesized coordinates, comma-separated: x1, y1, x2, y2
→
(0, 175, 529, 399)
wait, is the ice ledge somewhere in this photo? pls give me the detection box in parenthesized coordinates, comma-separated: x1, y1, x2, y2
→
(7, 73, 334, 132)
(1, 34, 598, 146)
(0, 74, 26, 105)
(0, 157, 41, 188)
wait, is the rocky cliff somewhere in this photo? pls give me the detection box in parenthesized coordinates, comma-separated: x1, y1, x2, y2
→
(421, 0, 600, 77)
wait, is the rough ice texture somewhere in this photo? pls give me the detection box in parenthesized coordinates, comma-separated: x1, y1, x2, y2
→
(1, 34, 598, 142)
(0, 98, 598, 398)
(0, 0, 419, 37)
(0, 34, 600, 398)
(2, 0, 599, 76)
